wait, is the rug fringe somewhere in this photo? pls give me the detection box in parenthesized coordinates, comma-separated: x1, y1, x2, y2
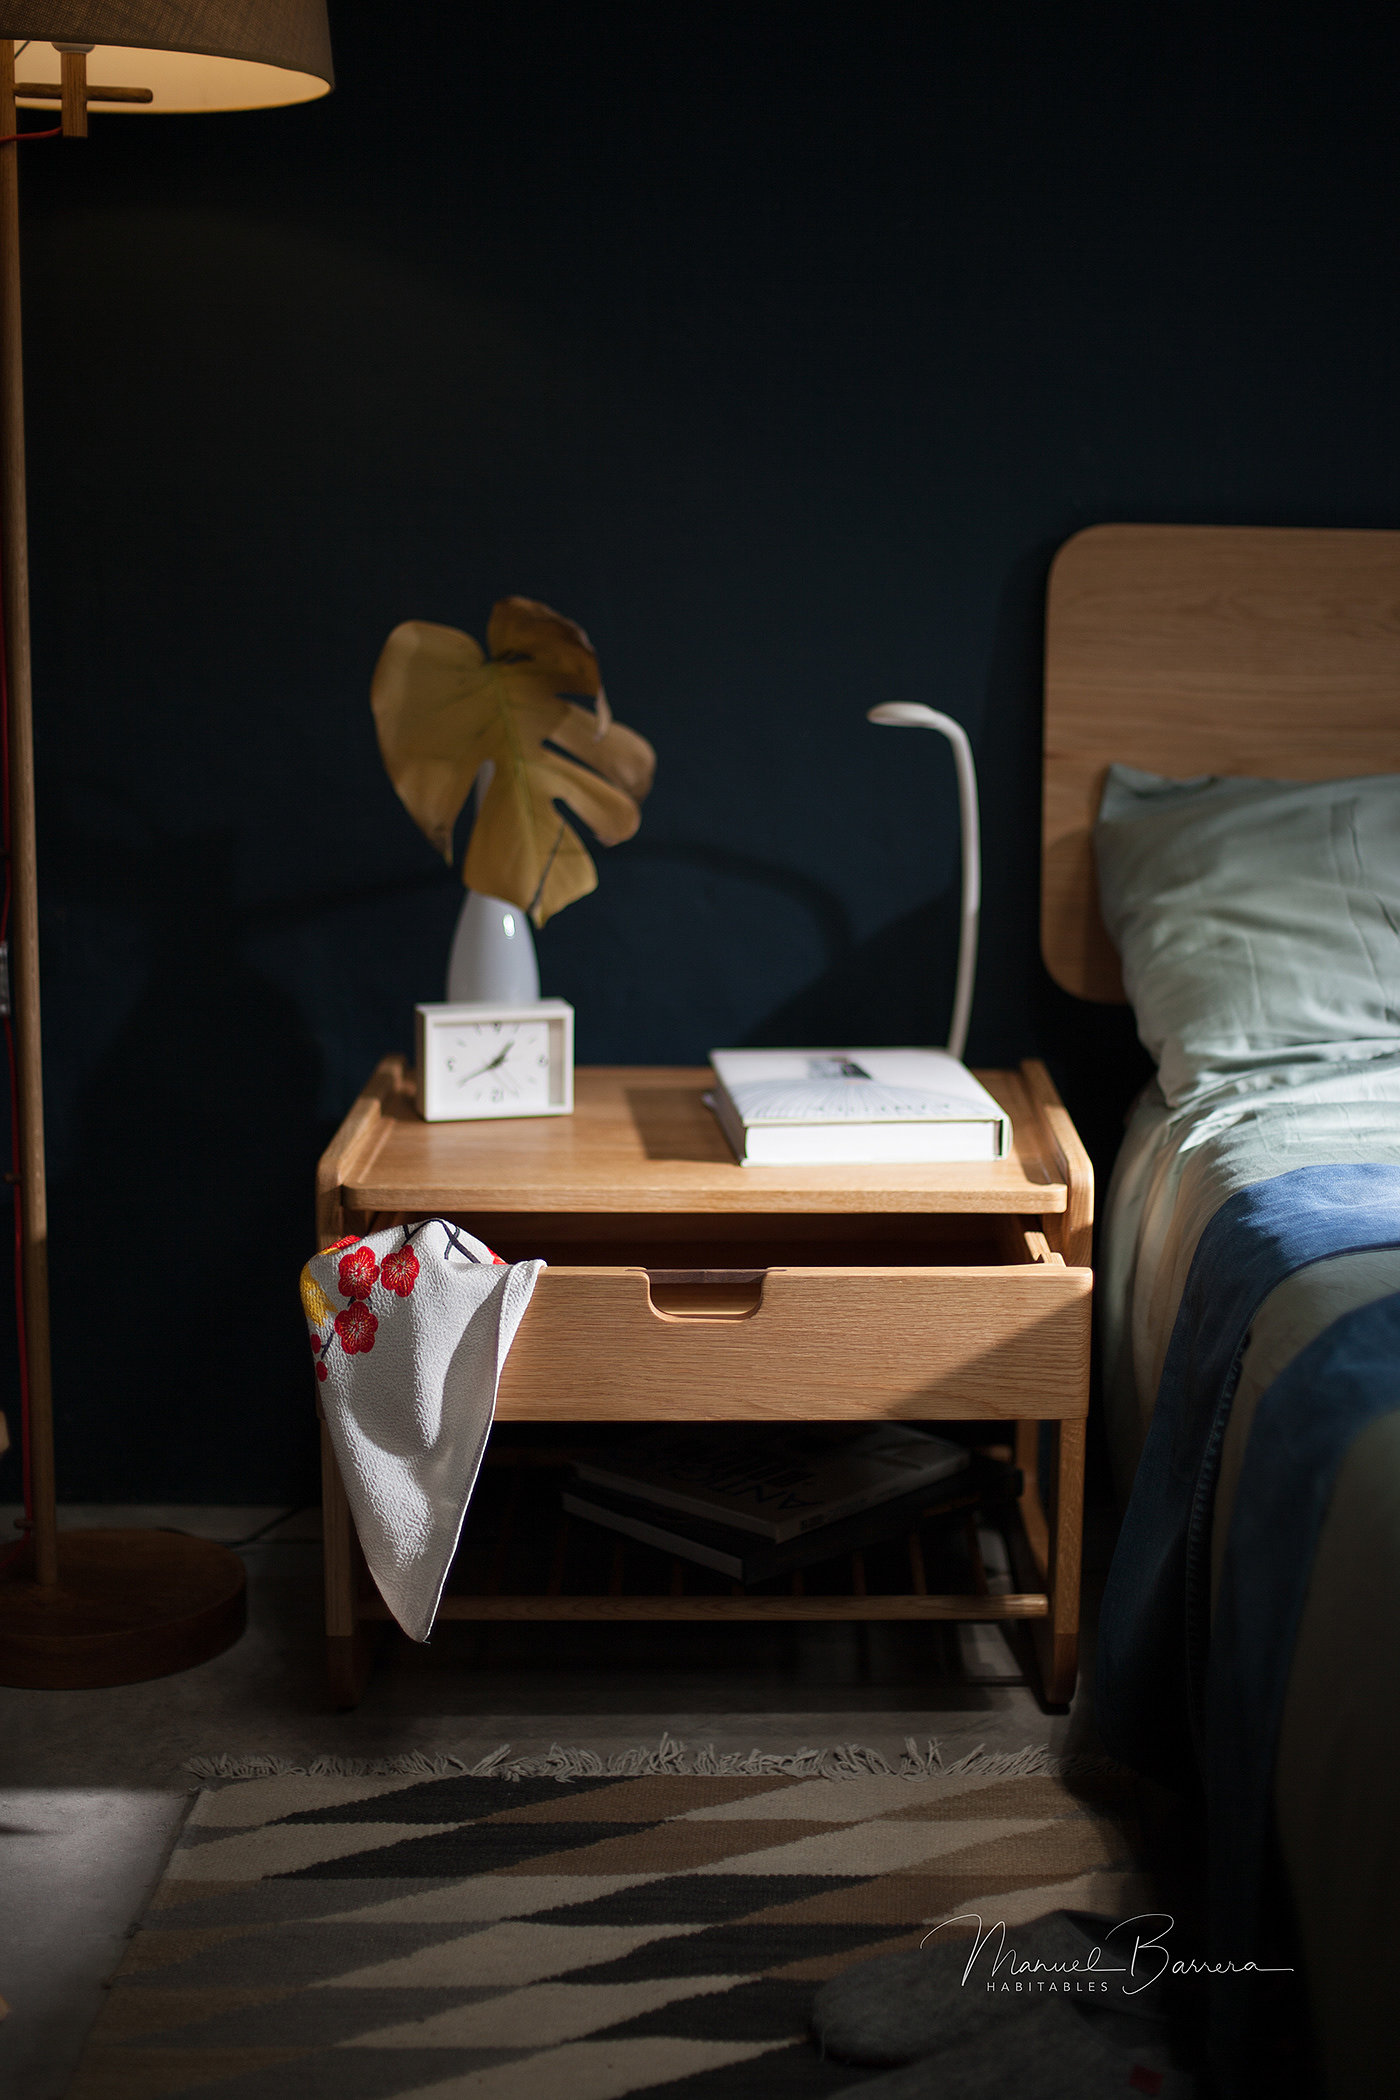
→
(187, 1734, 1124, 1784)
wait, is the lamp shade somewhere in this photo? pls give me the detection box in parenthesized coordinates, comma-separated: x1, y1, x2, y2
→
(0, 3, 333, 109)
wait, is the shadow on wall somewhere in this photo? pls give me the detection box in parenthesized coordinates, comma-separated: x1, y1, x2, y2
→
(44, 817, 324, 1503)
(613, 849, 964, 1054)
(749, 894, 960, 1051)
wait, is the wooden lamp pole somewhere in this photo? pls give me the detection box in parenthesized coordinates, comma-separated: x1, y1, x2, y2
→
(0, 10, 333, 1687)
(0, 37, 56, 1591)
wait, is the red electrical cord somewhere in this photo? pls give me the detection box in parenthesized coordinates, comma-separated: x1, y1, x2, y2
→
(0, 128, 60, 146)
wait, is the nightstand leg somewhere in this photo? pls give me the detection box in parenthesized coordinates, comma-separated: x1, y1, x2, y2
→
(321, 1419, 374, 1709)
(1042, 1417, 1085, 1706)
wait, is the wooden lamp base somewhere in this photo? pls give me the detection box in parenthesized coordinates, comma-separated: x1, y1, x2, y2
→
(0, 1529, 246, 1687)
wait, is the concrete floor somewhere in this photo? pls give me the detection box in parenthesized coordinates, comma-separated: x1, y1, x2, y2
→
(0, 1501, 1110, 2100)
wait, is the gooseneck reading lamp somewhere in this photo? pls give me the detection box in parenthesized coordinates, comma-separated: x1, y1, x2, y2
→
(867, 703, 981, 1063)
(0, 7, 333, 1688)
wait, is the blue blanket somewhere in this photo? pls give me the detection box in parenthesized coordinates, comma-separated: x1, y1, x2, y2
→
(1097, 1163, 1400, 2091)
(1210, 1290, 1400, 1952)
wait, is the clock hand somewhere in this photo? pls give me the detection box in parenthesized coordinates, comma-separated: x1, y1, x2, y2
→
(457, 1043, 514, 1086)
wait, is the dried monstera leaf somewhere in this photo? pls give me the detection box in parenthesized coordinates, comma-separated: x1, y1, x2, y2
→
(371, 597, 655, 926)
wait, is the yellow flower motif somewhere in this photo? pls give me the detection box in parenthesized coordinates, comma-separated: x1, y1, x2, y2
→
(300, 1267, 334, 1328)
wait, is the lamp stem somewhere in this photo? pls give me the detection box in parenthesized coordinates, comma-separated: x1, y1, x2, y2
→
(0, 41, 57, 1590)
(942, 716, 980, 1064)
(866, 701, 982, 1064)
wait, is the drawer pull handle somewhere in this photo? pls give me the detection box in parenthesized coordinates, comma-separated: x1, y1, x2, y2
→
(645, 1268, 765, 1319)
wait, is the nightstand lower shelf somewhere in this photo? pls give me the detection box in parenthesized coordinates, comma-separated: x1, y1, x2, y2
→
(323, 1421, 1081, 1704)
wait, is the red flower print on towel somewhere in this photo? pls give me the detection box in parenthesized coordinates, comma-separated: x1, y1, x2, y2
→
(380, 1245, 420, 1297)
(337, 1245, 379, 1301)
(334, 1301, 378, 1355)
(315, 1360, 328, 1381)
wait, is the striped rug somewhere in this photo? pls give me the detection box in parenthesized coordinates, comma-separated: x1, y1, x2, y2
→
(70, 1741, 1153, 2100)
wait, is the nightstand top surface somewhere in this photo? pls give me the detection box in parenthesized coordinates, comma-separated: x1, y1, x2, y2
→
(332, 1063, 1071, 1217)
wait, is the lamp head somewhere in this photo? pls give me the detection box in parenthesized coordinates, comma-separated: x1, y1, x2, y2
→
(0, 3, 333, 111)
(868, 702, 966, 739)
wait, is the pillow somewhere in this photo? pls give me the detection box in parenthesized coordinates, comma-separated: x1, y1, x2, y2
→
(1093, 765, 1400, 1109)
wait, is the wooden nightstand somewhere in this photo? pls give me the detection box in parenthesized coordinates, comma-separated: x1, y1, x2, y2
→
(315, 1060, 1092, 1709)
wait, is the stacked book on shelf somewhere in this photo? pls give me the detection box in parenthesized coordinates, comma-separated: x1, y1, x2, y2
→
(704, 1047, 1011, 1166)
(562, 1423, 1018, 1585)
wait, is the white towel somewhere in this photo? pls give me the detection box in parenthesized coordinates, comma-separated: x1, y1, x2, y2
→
(301, 1219, 543, 1641)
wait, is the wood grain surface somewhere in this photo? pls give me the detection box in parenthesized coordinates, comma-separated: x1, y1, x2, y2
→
(1042, 523, 1400, 1000)
(495, 1261, 1090, 1421)
(370, 1592, 1051, 1622)
(331, 1061, 1070, 1218)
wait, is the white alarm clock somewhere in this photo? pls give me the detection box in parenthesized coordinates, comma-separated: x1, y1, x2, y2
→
(415, 999, 574, 1122)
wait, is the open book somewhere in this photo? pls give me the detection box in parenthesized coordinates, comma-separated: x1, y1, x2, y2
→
(706, 1047, 1011, 1165)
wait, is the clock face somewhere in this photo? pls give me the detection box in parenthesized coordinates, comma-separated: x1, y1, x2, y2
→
(437, 1020, 553, 1110)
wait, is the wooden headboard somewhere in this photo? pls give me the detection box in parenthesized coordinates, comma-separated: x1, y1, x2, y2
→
(1042, 523, 1400, 1002)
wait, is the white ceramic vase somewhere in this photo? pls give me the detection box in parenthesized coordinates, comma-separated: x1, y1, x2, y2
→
(445, 888, 540, 1004)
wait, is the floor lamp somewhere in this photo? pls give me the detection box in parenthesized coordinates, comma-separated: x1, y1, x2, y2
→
(0, 6, 333, 1688)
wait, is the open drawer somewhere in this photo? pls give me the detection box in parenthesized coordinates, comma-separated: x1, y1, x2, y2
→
(494, 1238, 1089, 1421)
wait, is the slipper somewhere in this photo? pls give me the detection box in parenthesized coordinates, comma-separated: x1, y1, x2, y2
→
(825, 1997, 1194, 2098)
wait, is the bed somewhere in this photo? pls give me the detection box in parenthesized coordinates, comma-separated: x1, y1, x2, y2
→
(1041, 524, 1400, 2100)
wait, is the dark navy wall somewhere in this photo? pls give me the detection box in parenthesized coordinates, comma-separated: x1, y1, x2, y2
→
(3, 1, 1398, 1499)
